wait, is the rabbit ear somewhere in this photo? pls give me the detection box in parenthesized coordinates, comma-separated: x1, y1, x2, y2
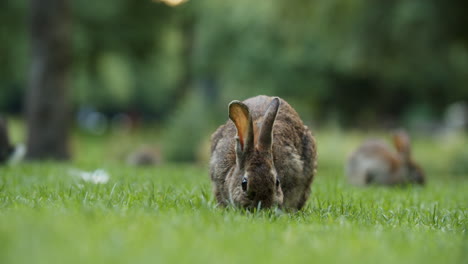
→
(229, 101, 254, 154)
(393, 130, 411, 158)
(258, 97, 280, 152)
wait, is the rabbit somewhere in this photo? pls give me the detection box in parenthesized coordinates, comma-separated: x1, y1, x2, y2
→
(346, 130, 425, 186)
(210, 95, 317, 210)
(126, 146, 162, 166)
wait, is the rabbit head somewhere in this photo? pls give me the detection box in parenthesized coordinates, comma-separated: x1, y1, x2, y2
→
(392, 130, 425, 185)
(227, 98, 283, 209)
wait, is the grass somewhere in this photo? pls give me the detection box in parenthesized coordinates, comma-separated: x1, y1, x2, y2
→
(0, 126, 467, 264)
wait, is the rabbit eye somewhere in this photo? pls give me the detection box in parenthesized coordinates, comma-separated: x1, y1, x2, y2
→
(276, 178, 280, 188)
(241, 177, 248, 191)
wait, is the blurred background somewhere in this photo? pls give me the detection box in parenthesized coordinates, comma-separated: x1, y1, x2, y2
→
(1, 0, 467, 167)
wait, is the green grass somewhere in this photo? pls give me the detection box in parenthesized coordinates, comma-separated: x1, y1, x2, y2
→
(0, 127, 467, 264)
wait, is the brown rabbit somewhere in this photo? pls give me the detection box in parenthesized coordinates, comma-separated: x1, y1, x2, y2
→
(126, 146, 162, 166)
(346, 130, 425, 186)
(210, 95, 317, 210)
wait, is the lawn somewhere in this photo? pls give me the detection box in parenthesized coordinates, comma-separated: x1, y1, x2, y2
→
(0, 127, 467, 264)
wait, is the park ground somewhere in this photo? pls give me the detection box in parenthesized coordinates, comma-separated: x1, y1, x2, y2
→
(0, 123, 467, 264)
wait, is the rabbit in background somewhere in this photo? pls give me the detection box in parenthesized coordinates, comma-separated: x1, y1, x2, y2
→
(346, 130, 425, 186)
(210, 95, 317, 210)
(126, 146, 162, 166)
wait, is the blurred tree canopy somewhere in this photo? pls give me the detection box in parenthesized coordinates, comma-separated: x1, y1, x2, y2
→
(1, 0, 468, 160)
(2, 0, 468, 121)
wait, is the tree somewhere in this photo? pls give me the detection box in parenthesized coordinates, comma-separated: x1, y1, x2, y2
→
(25, 0, 71, 160)
(0, 116, 14, 164)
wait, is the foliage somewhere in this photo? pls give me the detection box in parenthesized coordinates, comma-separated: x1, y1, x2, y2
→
(194, 0, 468, 124)
(2, 0, 468, 161)
(1, 0, 468, 120)
(160, 90, 214, 162)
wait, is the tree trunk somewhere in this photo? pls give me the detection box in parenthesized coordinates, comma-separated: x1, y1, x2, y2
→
(25, 0, 71, 160)
(0, 117, 13, 163)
